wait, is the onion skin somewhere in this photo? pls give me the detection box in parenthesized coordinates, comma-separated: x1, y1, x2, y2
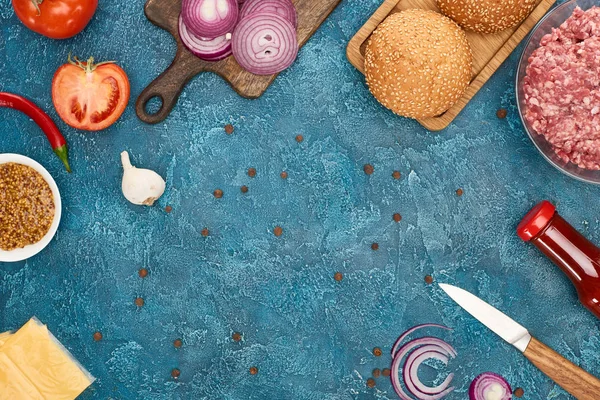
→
(469, 372, 512, 400)
(232, 12, 298, 75)
(181, 0, 239, 38)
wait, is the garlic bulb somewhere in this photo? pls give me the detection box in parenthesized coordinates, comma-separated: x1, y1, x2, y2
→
(120, 151, 166, 206)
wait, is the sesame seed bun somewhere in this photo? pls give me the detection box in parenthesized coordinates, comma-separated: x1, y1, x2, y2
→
(437, 0, 537, 33)
(364, 9, 472, 119)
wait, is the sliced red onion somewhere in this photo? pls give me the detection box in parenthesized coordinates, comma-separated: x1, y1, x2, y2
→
(391, 323, 452, 358)
(240, 0, 297, 27)
(390, 324, 458, 400)
(469, 372, 512, 400)
(179, 16, 232, 61)
(391, 337, 457, 400)
(404, 345, 455, 398)
(232, 12, 298, 75)
(181, 0, 239, 38)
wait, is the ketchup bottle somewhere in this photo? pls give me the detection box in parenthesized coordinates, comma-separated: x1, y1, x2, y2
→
(517, 200, 600, 320)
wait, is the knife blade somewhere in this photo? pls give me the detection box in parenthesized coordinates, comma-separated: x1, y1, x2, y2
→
(438, 283, 532, 352)
(439, 283, 600, 400)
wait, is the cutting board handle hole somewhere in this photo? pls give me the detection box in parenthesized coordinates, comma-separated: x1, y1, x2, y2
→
(143, 95, 164, 116)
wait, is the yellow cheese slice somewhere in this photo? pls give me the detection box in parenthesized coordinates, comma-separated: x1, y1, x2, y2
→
(0, 318, 94, 400)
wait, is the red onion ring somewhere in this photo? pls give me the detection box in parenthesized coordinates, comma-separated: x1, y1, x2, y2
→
(240, 0, 298, 27)
(179, 16, 232, 61)
(469, 372, 512, 400)
(391, 337, 456, 400)
(403, 345, 455, 398)
(390, 324, 457, 400)
(181, 0, 239, 38)
(232, 12, 298, 75)
(391, 323, 452, 358)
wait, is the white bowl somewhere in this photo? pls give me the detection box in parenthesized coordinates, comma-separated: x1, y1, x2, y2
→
(0, 154, 62, 262)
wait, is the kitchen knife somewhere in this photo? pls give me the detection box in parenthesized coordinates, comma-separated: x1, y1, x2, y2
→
(439, 283, 600, 400)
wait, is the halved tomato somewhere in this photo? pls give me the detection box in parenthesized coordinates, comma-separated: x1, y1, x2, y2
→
(52, 55, 130, 131)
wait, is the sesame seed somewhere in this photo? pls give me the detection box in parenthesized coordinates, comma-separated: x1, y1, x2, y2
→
(437, 0, 537, 33)
(364, 9, 472, 118)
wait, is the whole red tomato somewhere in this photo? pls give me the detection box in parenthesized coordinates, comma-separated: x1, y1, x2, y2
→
(12, 0, 98, 39)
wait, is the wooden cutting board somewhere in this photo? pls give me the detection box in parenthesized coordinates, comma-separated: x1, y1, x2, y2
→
(136, 0, 341, 124)
(346, 0, 556, 131)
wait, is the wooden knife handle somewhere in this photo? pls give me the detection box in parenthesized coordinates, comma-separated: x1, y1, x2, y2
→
(523, 337, 600, 399)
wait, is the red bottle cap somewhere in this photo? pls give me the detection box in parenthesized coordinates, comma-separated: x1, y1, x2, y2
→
(517, 200, 556, 241)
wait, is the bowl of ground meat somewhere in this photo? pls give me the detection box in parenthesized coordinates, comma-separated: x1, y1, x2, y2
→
(0, 154, 62, 262)
(517, 0, 600, 184)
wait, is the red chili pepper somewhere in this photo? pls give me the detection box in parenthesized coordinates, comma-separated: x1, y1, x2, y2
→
(0, 92, 71, 172)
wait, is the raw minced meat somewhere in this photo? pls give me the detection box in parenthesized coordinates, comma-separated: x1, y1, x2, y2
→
(523, 6, 600, 170)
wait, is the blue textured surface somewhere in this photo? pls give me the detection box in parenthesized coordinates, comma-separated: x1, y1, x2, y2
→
(1, 0, 600, 398)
